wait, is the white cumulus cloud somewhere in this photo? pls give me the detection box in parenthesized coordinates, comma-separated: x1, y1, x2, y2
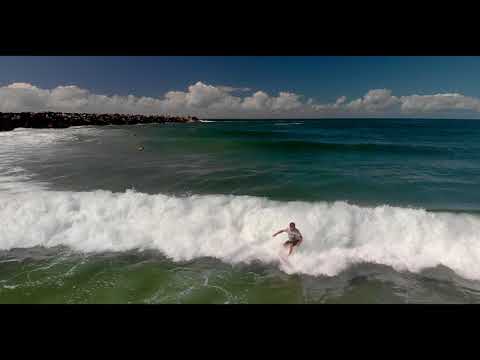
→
(346, 89, 401, 113)
(400, 93, 480, 113)
(1, 81, 480, 118)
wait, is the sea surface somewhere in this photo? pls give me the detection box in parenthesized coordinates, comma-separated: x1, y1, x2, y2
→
(1, 118, 480, 303)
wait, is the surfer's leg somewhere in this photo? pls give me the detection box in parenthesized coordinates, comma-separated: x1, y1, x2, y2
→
(288, 244, 294, 255)
(288, 240, 300, 256)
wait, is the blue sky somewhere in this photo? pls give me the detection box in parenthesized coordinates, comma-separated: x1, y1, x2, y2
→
(1, 56, 480, 99)
(1, 57, 480, 118)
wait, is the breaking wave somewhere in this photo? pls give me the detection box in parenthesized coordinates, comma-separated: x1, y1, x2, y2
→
(1, 189, 480, 279)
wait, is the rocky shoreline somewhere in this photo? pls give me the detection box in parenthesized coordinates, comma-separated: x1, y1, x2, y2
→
(0, 112, 200, 131)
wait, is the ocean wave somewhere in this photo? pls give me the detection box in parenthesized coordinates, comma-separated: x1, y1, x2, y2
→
(0, 127, 101, 148)
(0, 127, 101, 193)
(212, 130, 453, 155)
(1, 189, 480, 280)
(241, 140, 453, 155)
(0, 166, 47, 192)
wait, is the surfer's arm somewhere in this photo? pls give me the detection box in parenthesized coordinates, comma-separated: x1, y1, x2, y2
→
(272, 229, 285, 237)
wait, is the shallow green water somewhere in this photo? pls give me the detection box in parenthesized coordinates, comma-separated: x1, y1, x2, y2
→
(2, 248, 480, 304)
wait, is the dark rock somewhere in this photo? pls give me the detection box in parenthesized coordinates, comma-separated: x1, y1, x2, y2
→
(0, 112, 200, 132)
(0, 117, 15, 131)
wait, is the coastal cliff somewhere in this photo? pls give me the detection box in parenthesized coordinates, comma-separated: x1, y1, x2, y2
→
(0, 112, 200, 131)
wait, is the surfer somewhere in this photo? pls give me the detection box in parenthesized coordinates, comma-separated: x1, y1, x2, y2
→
(272, 222, 303, 256)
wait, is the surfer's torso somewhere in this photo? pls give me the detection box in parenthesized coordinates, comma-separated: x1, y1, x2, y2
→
(286, 228, 302, 241)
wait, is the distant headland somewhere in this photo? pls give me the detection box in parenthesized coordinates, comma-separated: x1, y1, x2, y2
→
(0, 112, 200, 131)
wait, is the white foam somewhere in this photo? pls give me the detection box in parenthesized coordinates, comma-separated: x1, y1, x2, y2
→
(1, 189, 480, 280)
(274, 122, 304, 126)
(0, 127, 92, 147)
(0, 127, 101, 193)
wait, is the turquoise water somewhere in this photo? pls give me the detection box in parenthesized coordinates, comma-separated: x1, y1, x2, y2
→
(1, 119, 480, 303)
(23, 119, 480, 209)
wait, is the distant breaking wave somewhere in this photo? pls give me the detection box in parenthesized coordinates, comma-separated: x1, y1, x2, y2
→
(0, 127, 101, 193)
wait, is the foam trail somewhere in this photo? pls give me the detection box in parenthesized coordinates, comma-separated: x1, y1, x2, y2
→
(1, 190, 480, 279)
